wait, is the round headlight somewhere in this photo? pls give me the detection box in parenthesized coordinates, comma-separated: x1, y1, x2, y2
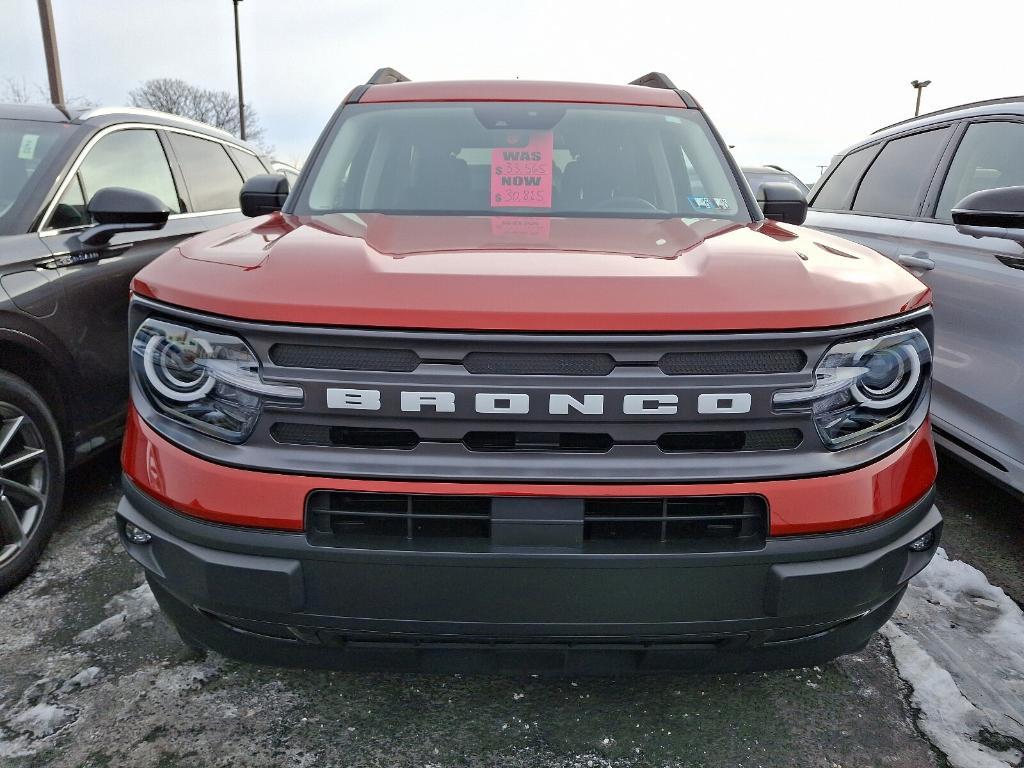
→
(851, 342, 921, 409)
(131, 318, 302, 443)
(772, 327, 931, 449)
(143, 334, 216, 402)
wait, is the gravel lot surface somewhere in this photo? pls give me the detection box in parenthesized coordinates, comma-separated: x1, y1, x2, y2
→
(1, 450, 1021, 767)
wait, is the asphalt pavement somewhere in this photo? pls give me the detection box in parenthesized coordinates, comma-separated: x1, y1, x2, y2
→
(0, 449, 1021, 768)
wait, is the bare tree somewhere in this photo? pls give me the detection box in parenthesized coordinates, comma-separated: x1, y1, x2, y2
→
(129, 78, 269, 151)
(1, 77, 39, 104)
(1, 77, 94, 108)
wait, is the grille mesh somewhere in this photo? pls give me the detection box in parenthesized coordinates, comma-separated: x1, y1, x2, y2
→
(659, 350, 806, 375)
(272, 423, 418, 449)
(270, 344, 420, 372)
(658, 429, 802, 453)
(463, 352, 616, 376)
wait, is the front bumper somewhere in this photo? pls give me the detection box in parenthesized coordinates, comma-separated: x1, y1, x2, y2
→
(119, 479, 941, 673)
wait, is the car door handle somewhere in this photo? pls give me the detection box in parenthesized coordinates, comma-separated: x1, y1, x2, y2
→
(995, 254, 1024, 271)
(38, 243, 132, 269)
(897, 253, 935, 271)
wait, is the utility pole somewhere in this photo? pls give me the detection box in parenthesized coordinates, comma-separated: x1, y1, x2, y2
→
(911, 79, 932, 117)
(233, 0, 246, 140)
(36, 0, 64, 105)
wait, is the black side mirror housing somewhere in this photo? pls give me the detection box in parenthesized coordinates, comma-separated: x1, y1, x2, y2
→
(952, 186, 1024, 244)
(756, 182, 808, 226)
(240, 174, 290, 217)
(79, 187, 170, 247)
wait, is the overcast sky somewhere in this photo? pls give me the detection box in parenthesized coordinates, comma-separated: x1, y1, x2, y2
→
(3, 0, 1022, 180)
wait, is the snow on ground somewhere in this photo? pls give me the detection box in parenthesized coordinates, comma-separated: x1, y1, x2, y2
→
(883, 548, 1024, 768)
(74, 582, 158, 644)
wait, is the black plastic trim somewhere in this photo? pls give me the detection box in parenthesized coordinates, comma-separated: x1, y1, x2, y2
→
(119, 481, 940, 672)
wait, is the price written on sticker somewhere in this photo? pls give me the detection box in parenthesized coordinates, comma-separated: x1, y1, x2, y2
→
(490, 132, 554, 208)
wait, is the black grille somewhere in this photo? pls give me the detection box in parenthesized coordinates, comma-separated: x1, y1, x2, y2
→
(583, 497, 766, 545)
(273, 424, 801, 454)
(464, 431, 613, 453)
(270, 344, 420, 372)
(272, 423, 418, 450)
(463, 352, 616, 376)
(658, 428, 802, 453)
(306, 492, 766, 552)
(659, 350, 806, 375)
(308, 492, 491, 546)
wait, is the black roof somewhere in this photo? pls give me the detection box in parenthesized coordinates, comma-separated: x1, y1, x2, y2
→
(0, 103, 73, 122)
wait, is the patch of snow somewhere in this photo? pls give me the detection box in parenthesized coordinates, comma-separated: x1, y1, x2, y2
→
(0, 735, 34, 759)
(883, 548, 1024, 768)
(8, 702, 78, 739)
(152, 656, 224, 693)
(60, 666, 102, 694)
(74, 582, 158, 644)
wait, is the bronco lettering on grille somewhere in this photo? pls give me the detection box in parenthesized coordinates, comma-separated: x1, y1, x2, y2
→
(325, 389, 752, 416)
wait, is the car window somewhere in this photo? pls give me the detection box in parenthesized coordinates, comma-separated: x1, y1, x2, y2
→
(810, 147, 877, 211)
(49, 173, 88, 229)
(47, 128, 181, 229)
(228, 147, 267, 180)
(852, 128, 951, 217)
(301, 102, 750, 221)
(167, 133, 244, 212)
(935, 121, 1024, 221)
(0, 119, 67, 234)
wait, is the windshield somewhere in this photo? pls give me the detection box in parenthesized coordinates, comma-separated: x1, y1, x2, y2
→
(0, 119, 67, 234)
(297, 102, 750, 221)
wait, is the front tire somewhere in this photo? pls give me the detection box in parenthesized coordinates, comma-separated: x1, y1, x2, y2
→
(0, 371, 65, 595)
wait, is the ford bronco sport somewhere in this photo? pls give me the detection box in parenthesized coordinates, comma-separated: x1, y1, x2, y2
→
(118, 70, 942, 672)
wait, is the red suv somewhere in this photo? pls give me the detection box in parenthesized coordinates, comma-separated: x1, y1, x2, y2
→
(117, 70, 941, 672)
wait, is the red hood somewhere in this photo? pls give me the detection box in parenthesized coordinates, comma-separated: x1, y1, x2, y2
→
(133, 213, 930, 332)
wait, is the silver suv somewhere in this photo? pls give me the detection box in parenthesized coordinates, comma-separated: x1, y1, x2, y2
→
(805, 97, 1024, 496)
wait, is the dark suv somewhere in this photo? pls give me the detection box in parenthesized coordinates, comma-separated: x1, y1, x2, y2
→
(0, 103, 269, 592)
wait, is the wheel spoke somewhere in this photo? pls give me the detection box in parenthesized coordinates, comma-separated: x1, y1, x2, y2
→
(0, 495, 26, 546)
(0, 416, 24, 456)
(1, 446, 45, 472)
(0, 477, 44, 506)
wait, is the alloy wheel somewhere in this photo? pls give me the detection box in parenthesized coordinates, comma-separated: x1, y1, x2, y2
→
(0, 403, 50, 567)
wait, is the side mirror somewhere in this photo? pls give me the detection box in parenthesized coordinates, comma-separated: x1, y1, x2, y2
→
(79, 187, 170, 247)
(756, 182, 807, 226)
(240, 174, 289, 217)
(952, 186, 1024, 244)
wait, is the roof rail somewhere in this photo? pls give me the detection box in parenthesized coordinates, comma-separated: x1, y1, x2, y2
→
(628, 72, 699, 109)
(629, 72, 677, 90)
(77, 106, 237, 141)
(368, 67, 411, 85)
(872, 94, 1024, 134)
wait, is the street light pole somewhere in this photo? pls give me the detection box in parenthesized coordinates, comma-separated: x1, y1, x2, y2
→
(36, 0, 64, 105)
(233, 0, 246, 140)
(911, 79, 932, 117)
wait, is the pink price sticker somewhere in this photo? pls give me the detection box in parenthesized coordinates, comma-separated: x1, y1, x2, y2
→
(490, 131, 553, 208)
